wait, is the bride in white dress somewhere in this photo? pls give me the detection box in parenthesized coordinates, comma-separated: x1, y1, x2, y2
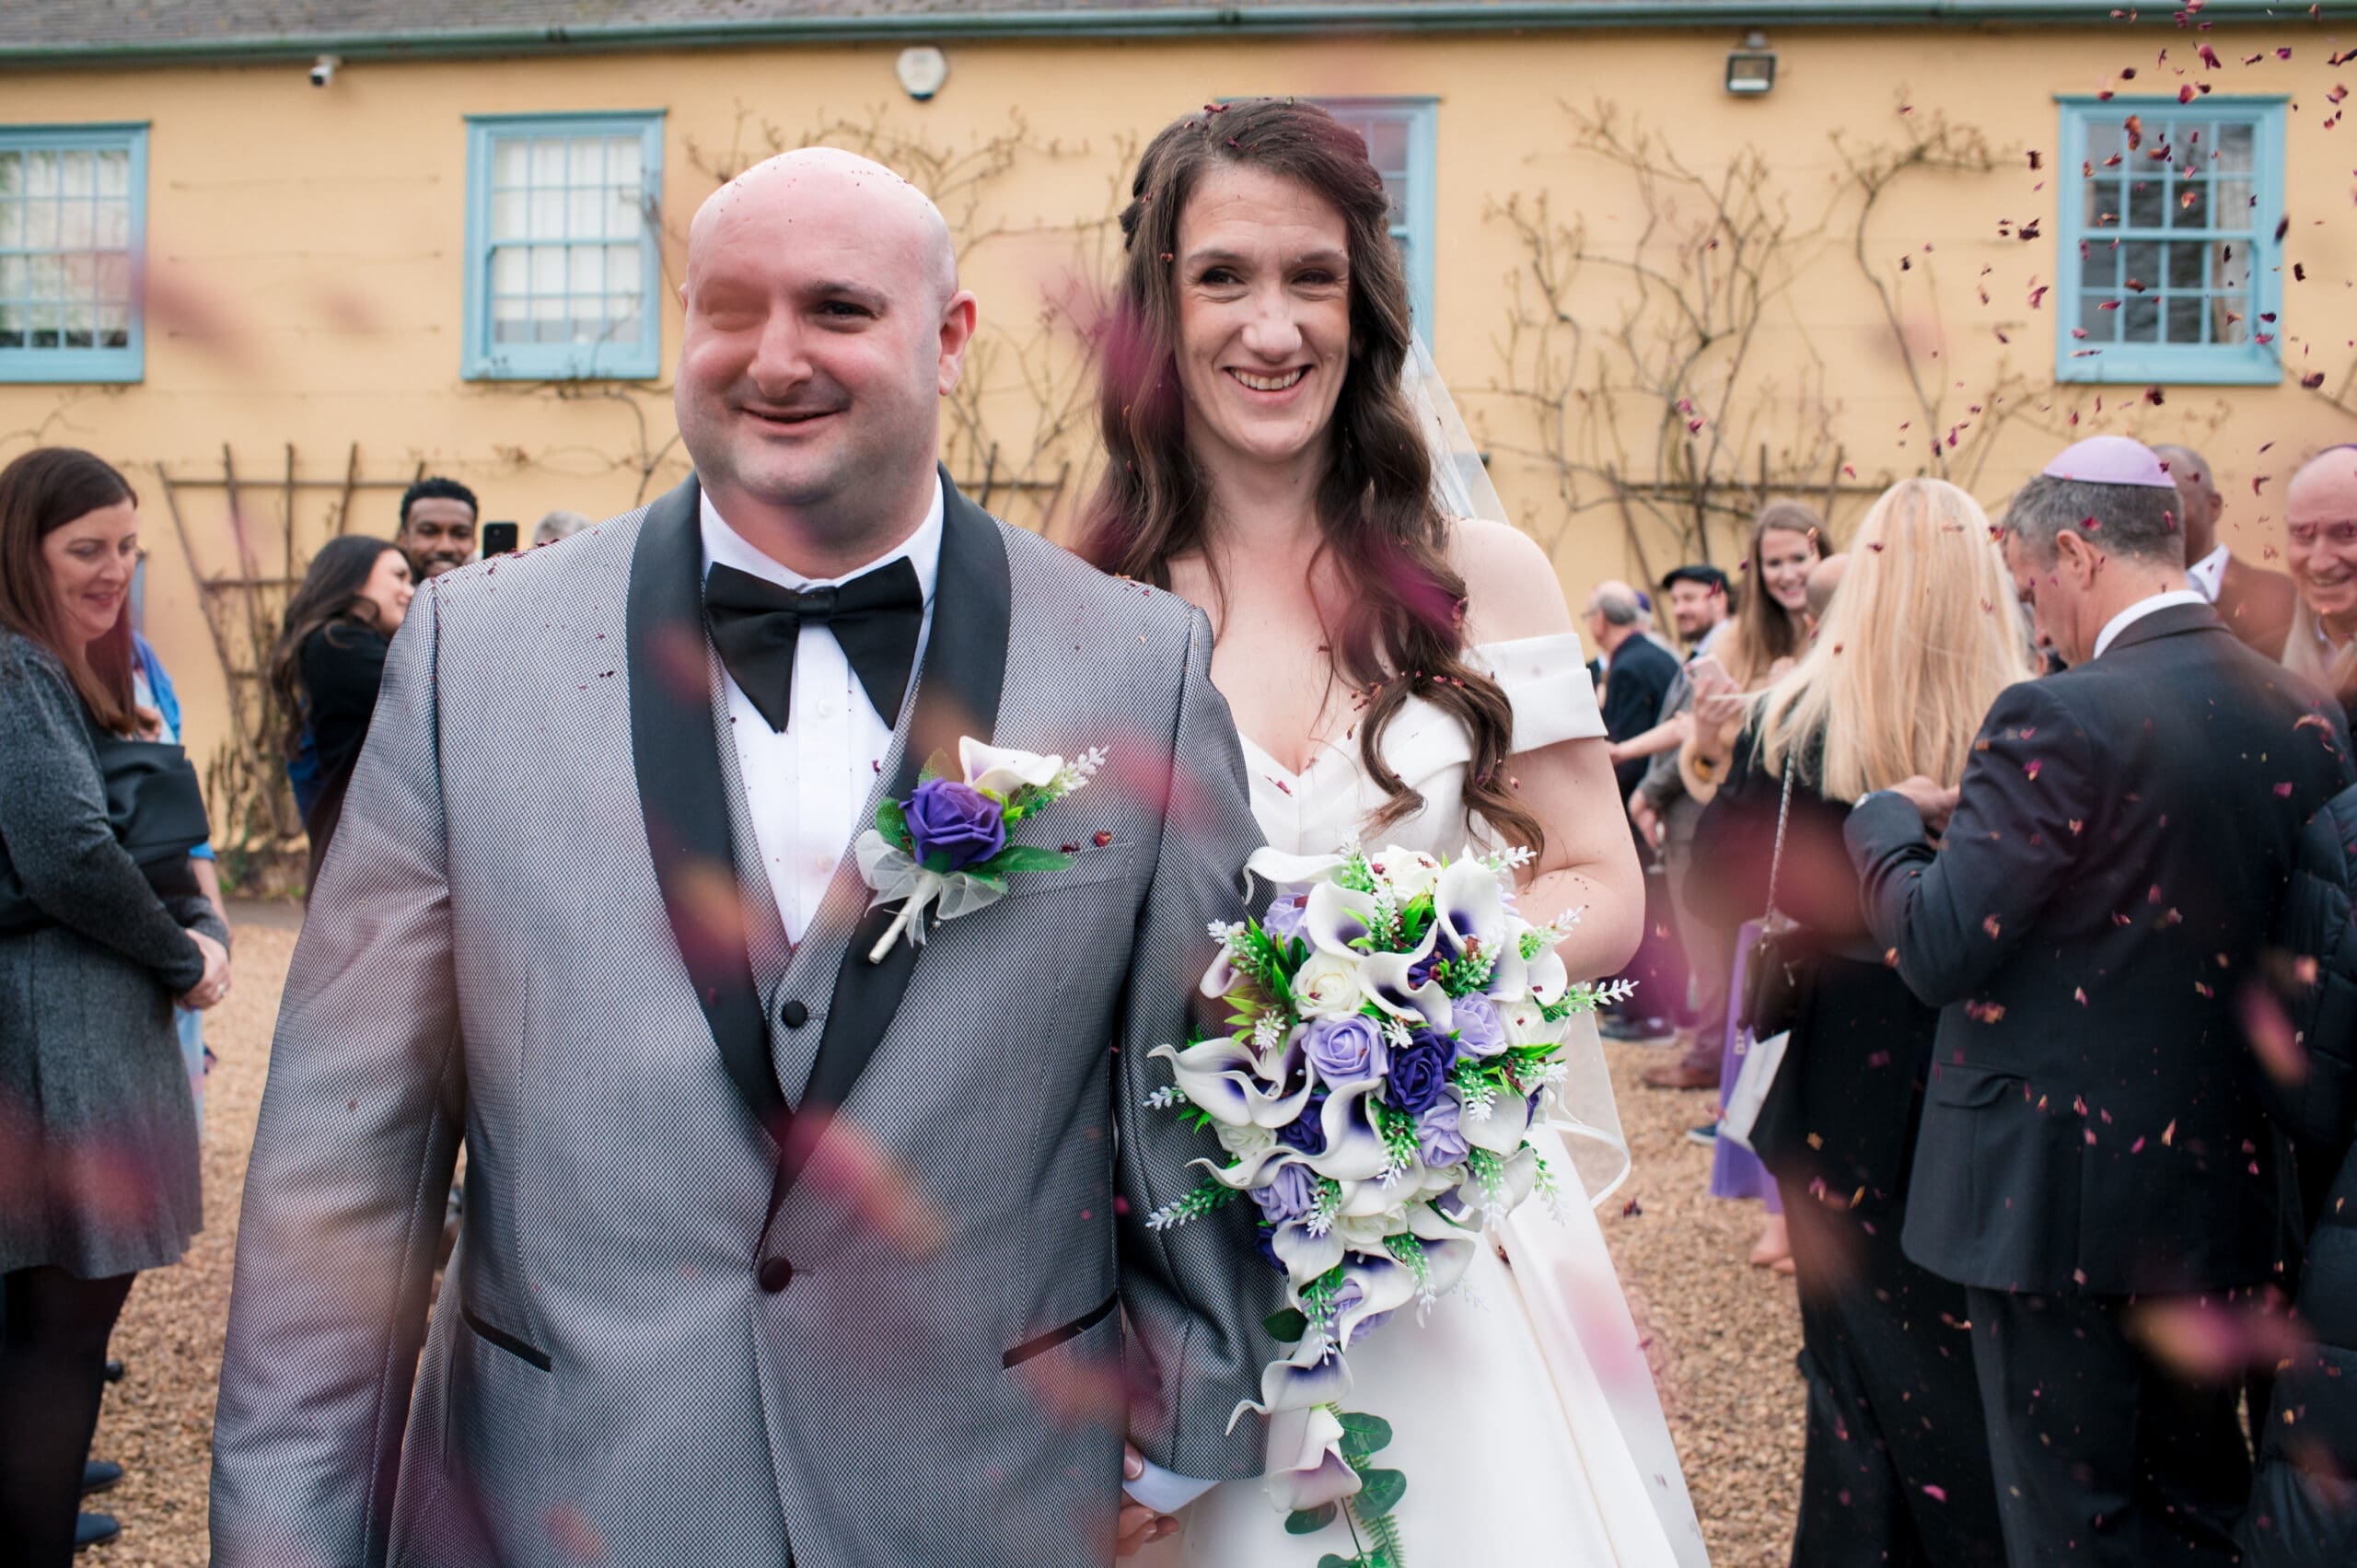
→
(1080, 98, 1709, 1567)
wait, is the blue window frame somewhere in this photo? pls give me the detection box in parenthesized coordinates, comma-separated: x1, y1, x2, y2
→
(1316, 99, 1439, 343)
(2055, 96, 2285, 385)
(0, 123, 146, 384)
(464, 111, 664, 380)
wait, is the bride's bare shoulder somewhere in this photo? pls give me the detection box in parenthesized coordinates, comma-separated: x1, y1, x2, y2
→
(1445, 517, 1575, 645)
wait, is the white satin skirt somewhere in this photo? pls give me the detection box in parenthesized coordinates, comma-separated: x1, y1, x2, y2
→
(1139, 1124, 1711, 1567)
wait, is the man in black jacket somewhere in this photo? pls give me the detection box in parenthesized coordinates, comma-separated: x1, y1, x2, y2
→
(1587, 581, 1684, 1039)
(1845, 436, 2354, 1567)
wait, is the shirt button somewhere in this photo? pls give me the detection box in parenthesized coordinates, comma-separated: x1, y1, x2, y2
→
(816, 699, 836, 718)
(779, 999, 808, 1028)
(758, 1256, 795, 1293)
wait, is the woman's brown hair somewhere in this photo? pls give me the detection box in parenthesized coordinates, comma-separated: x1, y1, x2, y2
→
(1074, 98, 1541, 853)
(0, 446, 141, 734)
(1719, 499, 1826, 688)
(268, 534, 404, 760)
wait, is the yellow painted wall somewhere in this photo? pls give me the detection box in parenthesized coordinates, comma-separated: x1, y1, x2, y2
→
(3, 27, 2352, 802)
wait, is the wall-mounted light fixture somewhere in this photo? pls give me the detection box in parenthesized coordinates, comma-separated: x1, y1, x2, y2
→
(1725, 33, 1776, 96)
(897, 46, 948, 101)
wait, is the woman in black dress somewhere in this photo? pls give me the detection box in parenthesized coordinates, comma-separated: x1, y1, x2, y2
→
(0, 447, 231, 1562)
(269, 536, 413, 880)
(1690, 477, 2033, 1568)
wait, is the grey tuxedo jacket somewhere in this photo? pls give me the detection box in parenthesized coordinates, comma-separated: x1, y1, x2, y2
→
(211, 474, 1279, 1567)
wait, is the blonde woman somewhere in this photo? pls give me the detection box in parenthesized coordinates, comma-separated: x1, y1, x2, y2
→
(1688, 478, 2030, 1568)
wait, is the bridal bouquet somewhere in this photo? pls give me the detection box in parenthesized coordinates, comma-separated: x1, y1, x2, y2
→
(1147, 843, 1632, 1566)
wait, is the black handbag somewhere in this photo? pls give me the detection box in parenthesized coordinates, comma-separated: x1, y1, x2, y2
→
(0, 734, 212, 935)
(1737, 761, 1805, 1041)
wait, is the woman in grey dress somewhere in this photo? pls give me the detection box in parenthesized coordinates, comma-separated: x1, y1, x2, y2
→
(0, 447, 231, 1564)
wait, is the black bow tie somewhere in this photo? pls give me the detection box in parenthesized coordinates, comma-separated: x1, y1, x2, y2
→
(703, 556, 923, 733)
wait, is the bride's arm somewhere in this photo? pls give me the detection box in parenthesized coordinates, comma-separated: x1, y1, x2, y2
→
(1453, 519, 1647, 979)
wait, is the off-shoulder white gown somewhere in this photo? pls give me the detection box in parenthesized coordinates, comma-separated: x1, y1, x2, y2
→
(1141, 632, 1710, 1568)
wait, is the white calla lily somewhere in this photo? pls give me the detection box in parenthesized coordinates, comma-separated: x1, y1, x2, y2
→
(1263, 1404, 1363, 1512)
(1419, 1236, 1480, 1297)
(1433, 856, 1508, 961)
(1359, 919, 1452, 1030)
(1271, 1216, 1344, 1284)
(1300, 878, 1382, 957)
(1334, 1254, 1421, 1350)
(957, 737, 1063, 798)
(1304, 1080, 1392, 1182)
(1525, 945, 1570, 1005)
(1244, 845, 1350, 897)
(1148, 1040, 1312, 1130)
(1462, 1087, 1534, 1155)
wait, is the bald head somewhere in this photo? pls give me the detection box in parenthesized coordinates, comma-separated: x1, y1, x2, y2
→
(2152, 443, 2222, 559)
(688, 147, 958, 308)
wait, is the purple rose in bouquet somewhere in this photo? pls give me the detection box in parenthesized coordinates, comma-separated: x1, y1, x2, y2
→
(1451, 993, 1509, 1058)
(1304, 1015, 1387, 1086)
(1263, 893, 1308, 943)
(1277, 1090, 1329, 1155)
(1415, 1098, 1469, 1165)
(1387, 1028, 1456, 1115)
(1251, 1160, 1321, 1225)
(902, 778, 1006, 871)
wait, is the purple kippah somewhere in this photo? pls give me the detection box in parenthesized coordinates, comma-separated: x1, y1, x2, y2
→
(2039, 435, 2178, 490)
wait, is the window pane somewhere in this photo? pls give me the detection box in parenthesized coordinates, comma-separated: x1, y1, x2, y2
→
(95, 149, 127, 198)
(2126, 180, 2166, 227)
(572, 304, 603, 343)
(28, 254, 61, 299)
(63, 301, 92, 348)
(1361, 118, 1411, 173)
(492, 296, 528, 343)
(2170, 180, 2210, 230)
(28, 302, 57, 347)
(492, 247, 528, 296)
(24, 202, 55, 249)
(94, 200, 127, 249)
(610, 137, 641, 191)
(493, 139, 529, 189)
(59, 151, 91, 198)
(0, 203, 19, 249)
(2214, 176, 2254, 222)
(2119, 238, 2160, 286)
(97, 303, 127, 347)
(529, 189, 564, 239)
(607, 244, 640, 295)
(607, 293, 642, 341)
(568, 137, 602, 187)
(567, 186, 601, 238)
(491, 191, 527, 241)
(2166, 240, 2204, 289)
(26, 153, 56, 198)
(2084, 179, 2121, 228)
(2079, 293, 2119, 342)
(62, 252, 97, 297)
(567, 245, 602, 296)
(2210, 296, 2248, 345)
(2213, 239, 2249, 293)
(1380, 174, 1407, 228)
(2215, 122, 2255, 174)
(57, 203, 90, 249)
(0, 257, 21, 296)
(0, 302, 20, 346)
(2164, 294, 2204, 343)
(2084, 121, 2126, 162)
(530, 246, 565, 293)
(95, 252, 129, 301)
(0, 153, 18, 197)
(2122, 295, 2161, 342)
(531, 295, 565, 343)
(530, 138, 565, 186)
(607, 188, 639, 239)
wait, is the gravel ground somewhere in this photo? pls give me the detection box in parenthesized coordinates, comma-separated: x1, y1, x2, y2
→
(89, 924, 1805, 1564)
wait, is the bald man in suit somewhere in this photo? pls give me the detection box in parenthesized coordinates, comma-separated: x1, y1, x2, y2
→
(2157, 443, 2298, 660)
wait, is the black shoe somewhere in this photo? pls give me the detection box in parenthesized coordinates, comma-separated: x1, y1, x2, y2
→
(100, 1357, 124, 1383)
(1598, 1015, 1673, 1042)
(81, 1460, 122, 1496)
(75, 1512, 119, 1551)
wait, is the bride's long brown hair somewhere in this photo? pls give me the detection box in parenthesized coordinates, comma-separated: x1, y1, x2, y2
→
(1076, 99, 1541, 854)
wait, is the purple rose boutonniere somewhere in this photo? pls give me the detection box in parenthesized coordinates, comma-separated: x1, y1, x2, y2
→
(853, 736, 1107, 961)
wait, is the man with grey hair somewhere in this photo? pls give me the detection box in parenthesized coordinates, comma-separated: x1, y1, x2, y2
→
(1586, 580, 1684, 1040)
(1845, 436, 2352, 1566)
(2154, 441, 2297, 659)
(213, 147, 1275, 1565)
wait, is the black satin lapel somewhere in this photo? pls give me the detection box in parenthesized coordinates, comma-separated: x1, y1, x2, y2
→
(800, 471, 1011, 1119)
(627, 475, 783, 1140)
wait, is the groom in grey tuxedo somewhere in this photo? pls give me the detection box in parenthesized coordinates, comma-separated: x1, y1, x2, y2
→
(211, 148, 1274, 1566)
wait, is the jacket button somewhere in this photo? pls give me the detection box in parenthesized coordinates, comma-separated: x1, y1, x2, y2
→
(779, 999, 808, 1028)
(758, 1256, 795, 1293)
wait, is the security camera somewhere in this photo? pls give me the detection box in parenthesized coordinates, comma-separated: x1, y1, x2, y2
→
(309, 54, 340, 87)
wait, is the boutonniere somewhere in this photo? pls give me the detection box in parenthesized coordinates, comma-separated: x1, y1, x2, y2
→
(853, 736, 1109, 962)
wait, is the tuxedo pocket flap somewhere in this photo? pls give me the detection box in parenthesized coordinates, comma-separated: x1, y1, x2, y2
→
(1928, 1063, 2018, 1110)
(462, 1307, 552, 1371)
(995, 842, 1134, 898)
(1004, 1291, 1119, 1368)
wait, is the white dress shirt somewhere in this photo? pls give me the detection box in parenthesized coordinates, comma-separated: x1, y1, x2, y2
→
(701, 481, 944, 943)
(2187, 543, 2231, 603)
(2091, 587, 2209, 662)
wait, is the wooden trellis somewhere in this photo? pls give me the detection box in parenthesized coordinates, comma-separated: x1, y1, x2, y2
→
(154, 442, 423, 890)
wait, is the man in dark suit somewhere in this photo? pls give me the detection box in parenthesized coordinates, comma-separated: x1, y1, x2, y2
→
(2157, 441, 2299, 659)
(1845, 436, 2353, 1567)
(1587, 581, 1684, 1039)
